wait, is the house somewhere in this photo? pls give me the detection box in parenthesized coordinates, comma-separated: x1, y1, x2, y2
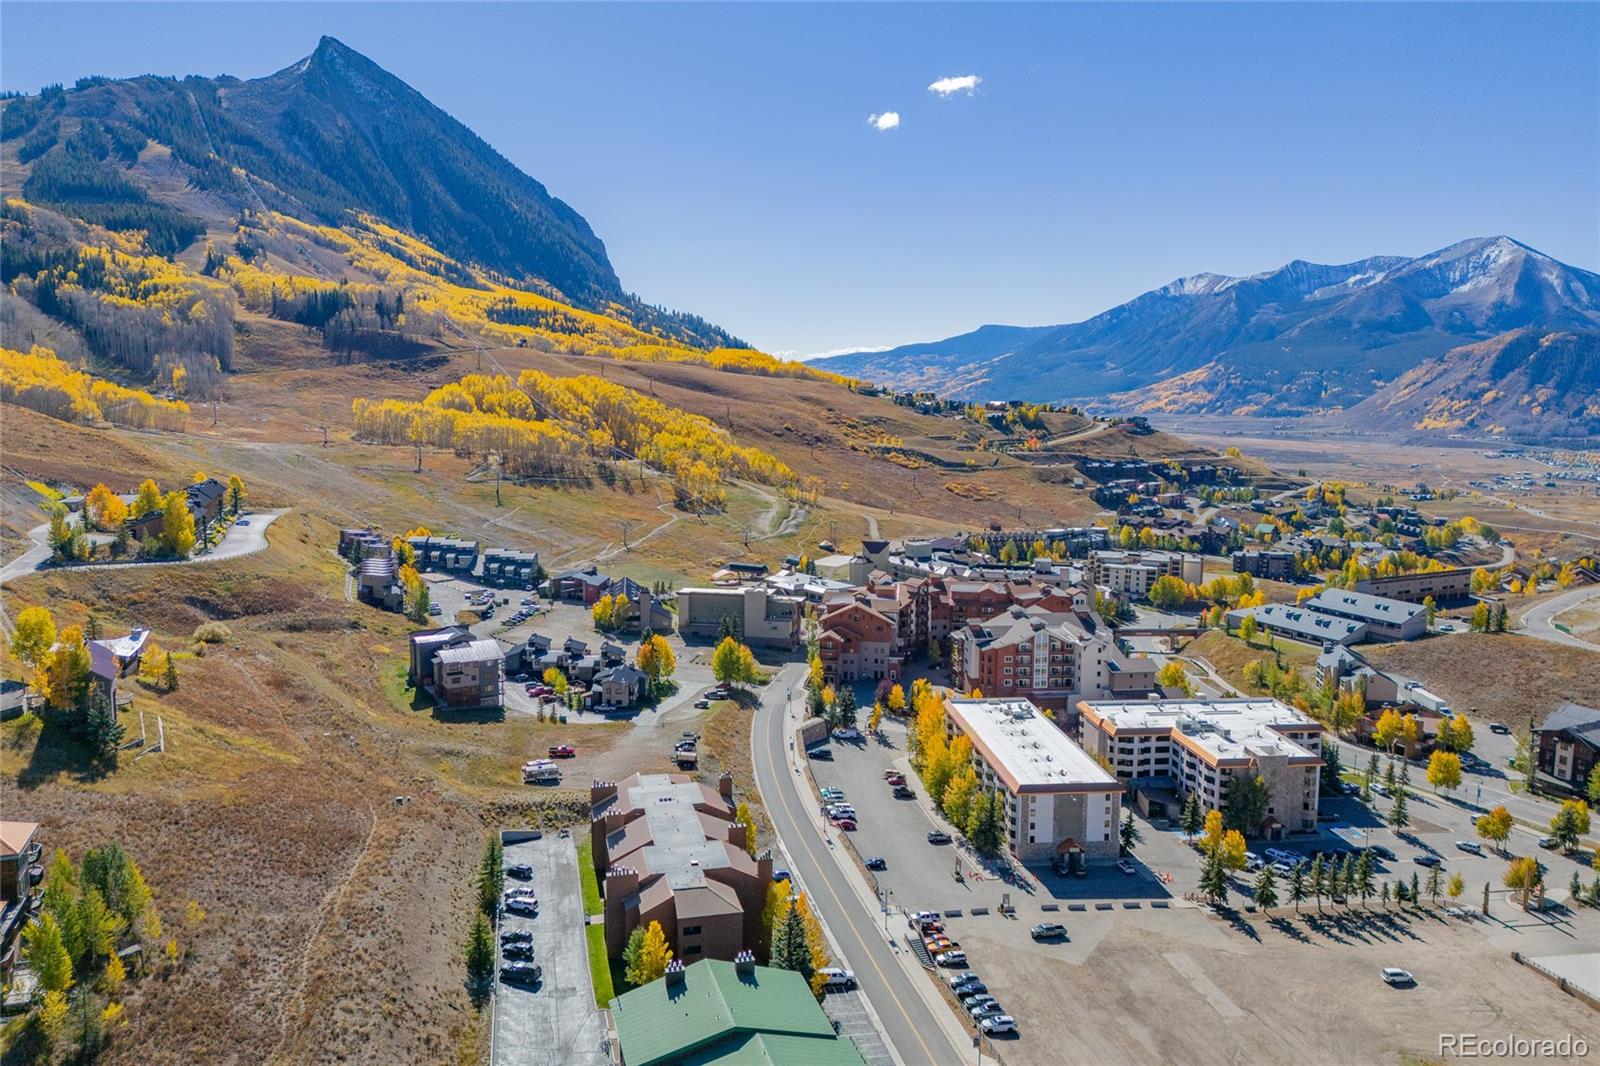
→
(185, 477, 227, 524)
(357, 554, 404, 611)
(592, 773, 772, 963)
(553, 565, 612, 605)
(83, 628, 148, 709)
(595, 664, 648, 707)
(610, 955, 867, 1066)
(408, 626, 503, 709)
(338, 528, 390, 561)
(125, 510, 165, 543)
(944, 697, 1122, 868)
(1314, 643, 1400, 704)
(1079, 697, 1324, 838)
(1, 821, 42, 963)
(1533, 703, 1600, 795)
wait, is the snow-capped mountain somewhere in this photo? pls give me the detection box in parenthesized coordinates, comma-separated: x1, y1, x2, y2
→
(813, 237, 1600, 421)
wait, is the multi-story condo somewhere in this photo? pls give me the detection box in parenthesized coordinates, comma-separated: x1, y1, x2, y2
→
(951, 605, 1154, 718)
(1085, 550, 1203, 598)
(1302, 588, 1427, 642)
(943, 697, 1122, 869)
(1077, 698, 1323, 838)
(1232, 549, 1297, 581)
(675, 586, 804, 648)
(1353, 567, 1474, 605)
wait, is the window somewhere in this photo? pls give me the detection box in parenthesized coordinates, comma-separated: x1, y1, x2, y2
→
(684, 945, 702, 956)
(682, 925, 702, 935)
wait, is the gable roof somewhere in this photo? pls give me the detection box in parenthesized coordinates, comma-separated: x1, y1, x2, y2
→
(611, 960, 860, 1066)
(1536, 703, 1600, 749)
(0, 820, 39, 857)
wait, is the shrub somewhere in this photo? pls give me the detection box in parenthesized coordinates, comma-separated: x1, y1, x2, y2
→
(192, 622, 232, 644)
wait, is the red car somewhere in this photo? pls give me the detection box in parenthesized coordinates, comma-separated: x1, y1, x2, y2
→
(548, 745, 576, 758)
(885, 773, 906, 786)
(834, 818, 857, 831)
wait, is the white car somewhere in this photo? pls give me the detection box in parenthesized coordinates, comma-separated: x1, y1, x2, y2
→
(935, 949, 968, 967)
(980, 1015, 1017, 1035)
(1117, 859, 1136, 875)
(1455, 840, 1482, 855)
(818, 967, 856, 991)
(1381, 967, 1415, 986)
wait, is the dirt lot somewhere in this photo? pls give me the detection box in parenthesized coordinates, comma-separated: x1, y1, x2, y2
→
(957, 904, 1599, 1066)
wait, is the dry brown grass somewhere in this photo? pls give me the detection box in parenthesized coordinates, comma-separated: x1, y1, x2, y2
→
(695, 696, 772, 851)
(1364, 633, 1600, 731)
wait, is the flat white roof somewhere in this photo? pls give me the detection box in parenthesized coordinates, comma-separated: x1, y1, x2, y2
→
(1081, 698, 1321, 763)
(436, 639, 503, 665)
(945, 697, 1117, 793)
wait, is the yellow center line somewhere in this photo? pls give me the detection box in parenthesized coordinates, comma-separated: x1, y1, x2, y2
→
(757, 685, 954, 1066)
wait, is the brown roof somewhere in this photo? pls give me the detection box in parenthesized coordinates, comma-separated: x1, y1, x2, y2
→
(0, 821, 39, 858)
(673, 880, 743, 919)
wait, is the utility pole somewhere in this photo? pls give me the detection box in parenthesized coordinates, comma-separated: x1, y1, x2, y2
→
(619, 520, 634, 550)
(320, 425, 329, 448)
(415, 441, 423, 472)
(495, 455, 503, 507)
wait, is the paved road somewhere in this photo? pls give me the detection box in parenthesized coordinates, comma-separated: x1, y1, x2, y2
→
(1516, 582, 1600, 651)
(0, 510, 286, 586)
(752, 667, 968, 1066)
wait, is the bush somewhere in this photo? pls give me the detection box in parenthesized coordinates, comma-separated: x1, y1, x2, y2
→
(192, 622, 232, 644)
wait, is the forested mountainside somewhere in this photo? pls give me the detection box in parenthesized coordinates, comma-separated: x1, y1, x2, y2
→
(0, 37, 793, 388)
(816, 237, 1600, 426)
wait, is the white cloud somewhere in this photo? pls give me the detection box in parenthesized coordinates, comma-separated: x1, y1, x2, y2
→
(867, 111, 901, 132)
(928, 74, 981, 97)
(805, 345, 892, 360)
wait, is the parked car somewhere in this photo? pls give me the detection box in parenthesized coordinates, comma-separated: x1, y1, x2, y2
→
(961, 991, 996, 1009)
(927, 830, 952, 845)
(935, 949, 968, 967)
(1030, 923, 1067, 941)
(882, 769, 902, 781)
(885, 774, 906, 786)
(818, 967, 856, 992)
(970, 1004, 1005, 1021)
(809, 748, 834, 760)
(771, 869, 790, 883)
(502, 941, 536, 961)
(505, 897, 539, 915)
(1317, 812, 1340, 822)
(980, 1015, 1017, 1035)
(500, 961, 542, 985)
(1370, 845, 1397, 861)
(1381, 967, 1415, 986)
(1117, 859, 1136, 875)
(865, 856, 887, 870)
(893, 786, 915, 799)
(506, 863, 533, 880)
(1538, 836, 1557, 849)
(946, 972, 981, 990)
(834, 818, 857, 831)
(910, 911, 942, 928)
(548, 744, 576, 758)
(954, 981, 988, 998)
(832, 727, 863, 741)
(820, 788, 845, 800)
(1455, 840, 1483, 855)
(1488, 722, 1510, 734)
(1413, 855, 1442, 868)
(500, 929, 533, 945)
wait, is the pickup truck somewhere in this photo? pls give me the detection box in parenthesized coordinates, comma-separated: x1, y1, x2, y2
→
(548, 745, 576, 758)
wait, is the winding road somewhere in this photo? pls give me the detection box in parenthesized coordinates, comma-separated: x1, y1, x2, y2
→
(752, 665, 969, 1066)
(1516, 582, 1600, 651)
(0, 510, 286, 587)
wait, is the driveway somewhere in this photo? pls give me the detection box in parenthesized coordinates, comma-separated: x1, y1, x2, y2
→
(1516, 583, 1600, 651)
(493, 835, 608, 1066)
(0, 510, 286, 586)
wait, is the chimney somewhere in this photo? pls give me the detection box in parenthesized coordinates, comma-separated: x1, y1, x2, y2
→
(665, 959, 686, 988)
(718, 771, 734, 802)
(735, 950, 755, 976)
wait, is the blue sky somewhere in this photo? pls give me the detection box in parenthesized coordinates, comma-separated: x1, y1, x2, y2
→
(4, 2, 1596, 356)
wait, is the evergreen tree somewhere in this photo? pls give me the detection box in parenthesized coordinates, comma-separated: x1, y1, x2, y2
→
(1356, 850, 1377, 906)
(1288, 862, 1308, 912)
(162, 651, 179, 692)
(1388, 788, 1410, 829)
(1119, 809, 1142, 856)
(83, 690, 124, 766)
(1252, 867, 1278, 913)
(1308, 855, 1325, 910)
(834, 685, 857, 730)
(1179, 792, 1204, 838)
(622, 926, 645, 980)
(1199, 852, 1229, 907)
(465, 912, 494, 990)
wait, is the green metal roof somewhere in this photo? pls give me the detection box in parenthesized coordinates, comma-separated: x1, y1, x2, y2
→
(611, 960, 864, 1066)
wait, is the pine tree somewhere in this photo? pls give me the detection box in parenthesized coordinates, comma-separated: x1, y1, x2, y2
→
(1308, 855, 1325, 910)
(1253, 868, 1278, 913)
(465, 912, 494, 989)
(622, 926, 645, 981)
(1409, 871, 1420, 905)
(162, 652, 178, 692)
(835, 685, 857, 730)
(1199, 852, 1229, 907)
(84, 691, 124, 766)
(1178, 791, 1203, 838)
(1427, 864, 1442, 902)
(1388, 788, 1410, 829)
(1289, 863, 1308, 912)
(1119, 809, 1141, 855)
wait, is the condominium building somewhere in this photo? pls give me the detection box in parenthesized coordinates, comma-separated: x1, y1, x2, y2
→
(1085, 550, 1203, 598)
(816, 599, 901, 684)
(951, 605, 1154, 717)
(591, 773, 772, 964)
(1226, 603, 1369, 646)
(1303, 588, 1428, 642)
(943, 697, 1122, 868)
(1077, 698, 1323, 837)
(1354, 567, 1474, 605)
(1232, 549, 1297, 581)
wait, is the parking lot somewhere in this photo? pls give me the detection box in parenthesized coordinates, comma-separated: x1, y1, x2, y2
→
(492, 835, 609, 1066)
(422, 576, 718, 726)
